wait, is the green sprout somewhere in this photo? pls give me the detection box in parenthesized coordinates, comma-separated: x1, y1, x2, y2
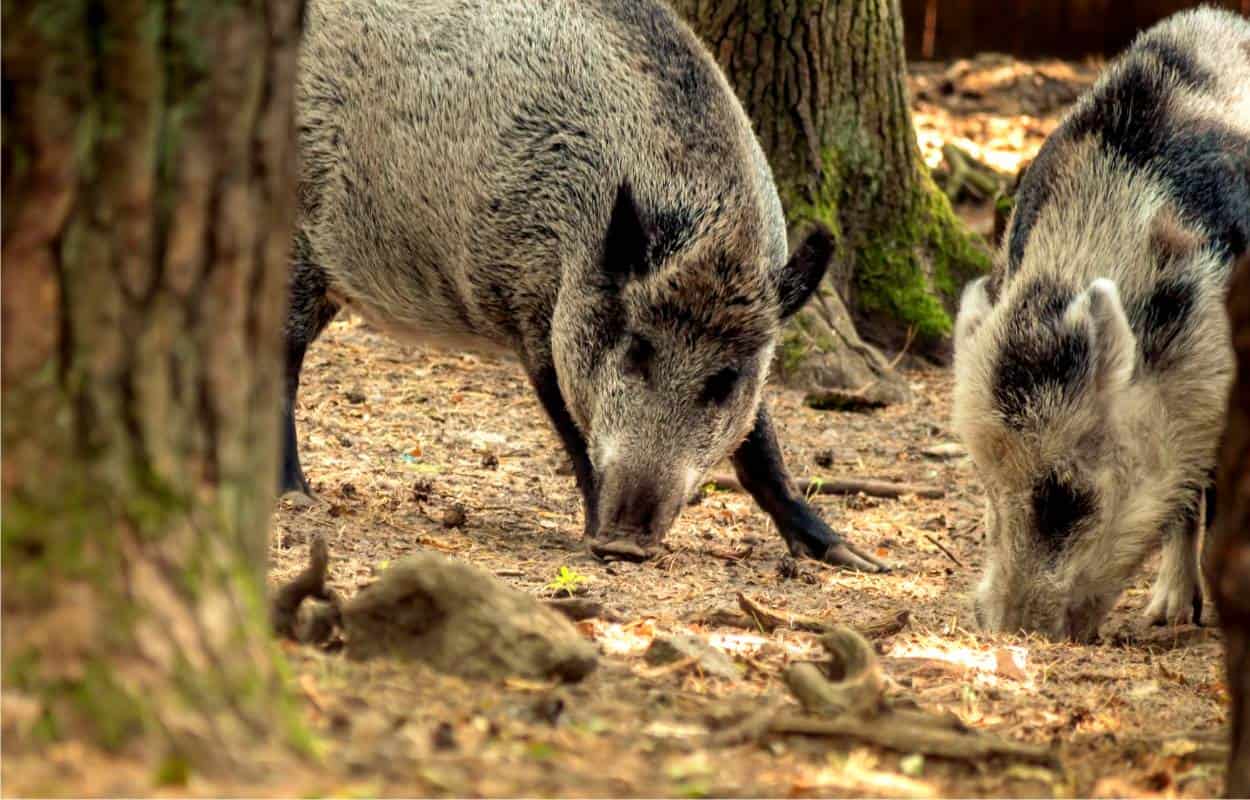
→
(546, 565, 588, 597)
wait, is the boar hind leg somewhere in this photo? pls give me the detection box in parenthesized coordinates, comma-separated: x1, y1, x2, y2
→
(1146, 493, 1204, 626)
(731, 407, 888, 573)
(529, 366, 598, 537)
(280, 249, 340, 496)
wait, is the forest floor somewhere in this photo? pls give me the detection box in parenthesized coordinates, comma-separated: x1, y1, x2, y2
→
(3, 57, 1233, 797)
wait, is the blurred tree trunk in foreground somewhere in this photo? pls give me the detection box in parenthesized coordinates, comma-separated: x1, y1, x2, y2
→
(2, 0, 306, 769)
(1211, 252, 1250, 798)
(676, 0, 989, 397)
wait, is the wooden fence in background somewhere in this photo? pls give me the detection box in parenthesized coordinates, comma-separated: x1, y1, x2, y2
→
(902, 0, 1248, 59)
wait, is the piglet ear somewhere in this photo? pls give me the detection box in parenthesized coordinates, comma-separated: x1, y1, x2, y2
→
(954, 275, 994, 353)
(602, 181, 651, 284)
(1066, 278, 1137, 391)
(778, 225, 834, 319)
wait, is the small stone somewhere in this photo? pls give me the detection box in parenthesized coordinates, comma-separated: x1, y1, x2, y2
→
(442, 503, 468, 528)
(529, 695, 565, 726)
(342, 553, 597, 681)
(412, 478, 434, 504)
(284, 491, 315, 510)
(345, 390, 367, 404)
(431, 721, 457, 751)
(922, 442, 966, 460)
(777, 556, 800, 581)
(645, 633, 739, 680)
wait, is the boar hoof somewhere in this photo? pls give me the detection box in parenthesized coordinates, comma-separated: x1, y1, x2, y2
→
(587, 538, 655, 562)
(814, 541, 891, 574)
(281, 490, 318, 510)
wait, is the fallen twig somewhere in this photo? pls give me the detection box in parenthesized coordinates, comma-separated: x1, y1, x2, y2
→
(923, 533, 965, 568)
(686, 608, 760, 630)
(707, 474, 944, 500)
(702, 544, 754, 562)
(708, 623, 1052, 764)
(734, 594, 910, 641)
(636, 655, 700, 679)
(858, 609, 911, 639)
(883, 326, 917, 372)
(738, 593, 829, 634)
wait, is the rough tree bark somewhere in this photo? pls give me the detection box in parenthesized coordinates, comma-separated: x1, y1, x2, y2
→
(676, 0, 990, 395)
(2, 0, 306, 769)
(1210, 252, 1250, 798)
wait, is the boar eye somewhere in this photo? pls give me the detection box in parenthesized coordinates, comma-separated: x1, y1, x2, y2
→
(1031, 471, 1097, 553)
(625, 336, 654, 382)
(701, 367, 739, 405)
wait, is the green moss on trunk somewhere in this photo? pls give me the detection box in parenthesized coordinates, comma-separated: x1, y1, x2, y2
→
(853, 181, 991, 340)
(677, 0, 990, 359)
(3, 0, 310, 770)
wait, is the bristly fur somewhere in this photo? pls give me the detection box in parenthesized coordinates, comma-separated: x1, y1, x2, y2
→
(286, 0, 830, 550)
(953, 7, 1250, 640)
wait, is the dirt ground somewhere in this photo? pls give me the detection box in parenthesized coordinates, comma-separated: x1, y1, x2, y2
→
(3, 57, 1232, 797)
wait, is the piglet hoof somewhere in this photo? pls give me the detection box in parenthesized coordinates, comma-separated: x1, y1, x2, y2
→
(587, 538, 654, 563)
(1144, 579, 1201, 627)
(819, 542, 891, 574)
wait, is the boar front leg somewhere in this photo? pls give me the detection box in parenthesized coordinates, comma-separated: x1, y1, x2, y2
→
(731, 406, 888, 572)
(529, 365, 598, 538)
(280, 247, 340, 496)
(1145, 491, 1204, 626)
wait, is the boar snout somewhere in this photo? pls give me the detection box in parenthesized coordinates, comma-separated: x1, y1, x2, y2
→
(589, 474, 686, 561)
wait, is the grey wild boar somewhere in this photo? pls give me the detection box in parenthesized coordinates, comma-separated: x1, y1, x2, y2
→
(283, 0, 886, 570)
(953, 7, 1250, 641)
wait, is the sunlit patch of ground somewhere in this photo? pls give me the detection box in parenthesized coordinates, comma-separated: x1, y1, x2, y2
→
(208, 308, 1228, 796)
(1, 54, 1231, 798)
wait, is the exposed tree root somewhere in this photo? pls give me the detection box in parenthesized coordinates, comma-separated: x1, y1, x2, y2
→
(712, 624, 1056, 766)
(767, 711, 1054, 763)
(736, 593, 910, 640)
(785, 627, 886, 717)
(271, 534, 340, 640)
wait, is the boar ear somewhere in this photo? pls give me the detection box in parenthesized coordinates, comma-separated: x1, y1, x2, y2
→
(602, 181, 651, 284)
(1066, 278, 1137, 391)
(778, 225, 833, 319)
(955, 276, 994, 352)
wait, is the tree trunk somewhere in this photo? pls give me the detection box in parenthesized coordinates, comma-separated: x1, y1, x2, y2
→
(1210, 252, 1250, 798)
(2, 0, 305, 770)
(676, 0, 989, 380)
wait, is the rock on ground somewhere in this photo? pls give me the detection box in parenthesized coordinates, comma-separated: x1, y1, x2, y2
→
(342, 552, 597, 682)
(645, 632, 739, 680)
